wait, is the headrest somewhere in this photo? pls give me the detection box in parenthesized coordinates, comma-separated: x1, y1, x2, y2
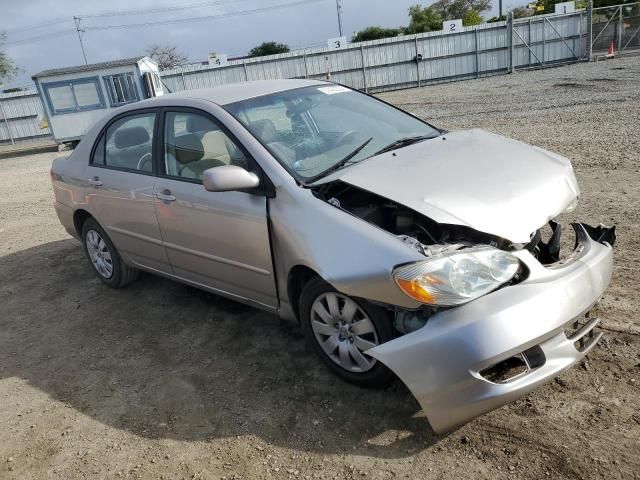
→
(186, 115, 219, 133)
(114, 126, 150, 149)
(249, 119, 277, 143)
(174, 134, 204, 165)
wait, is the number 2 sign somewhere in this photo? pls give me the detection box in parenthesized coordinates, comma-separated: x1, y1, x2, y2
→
(442, 19, 463, 34)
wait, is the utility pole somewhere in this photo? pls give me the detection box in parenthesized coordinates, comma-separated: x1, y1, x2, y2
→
(74, 16, 88, 65)
(336, 0, 344, 37)
(499, 0, 503, 19)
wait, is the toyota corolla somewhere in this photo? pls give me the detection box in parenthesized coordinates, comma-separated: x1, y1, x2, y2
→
(50, 79, 615, 432)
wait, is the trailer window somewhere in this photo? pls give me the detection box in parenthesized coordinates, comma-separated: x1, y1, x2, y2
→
(103, 73, 139, 107)
(42, 78, 104, 115)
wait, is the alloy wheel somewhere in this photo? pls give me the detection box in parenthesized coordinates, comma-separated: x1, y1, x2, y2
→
(310, 292, 379, 373)
(86, 229, 114, 279)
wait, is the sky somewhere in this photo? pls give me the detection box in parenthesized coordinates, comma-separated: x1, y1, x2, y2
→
(1, 0, 510, 89)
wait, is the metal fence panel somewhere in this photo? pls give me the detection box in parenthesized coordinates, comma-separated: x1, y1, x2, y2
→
(0, 89, 50, 143)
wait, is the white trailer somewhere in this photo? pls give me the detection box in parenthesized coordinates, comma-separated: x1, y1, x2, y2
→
(32, 56, 163, 144)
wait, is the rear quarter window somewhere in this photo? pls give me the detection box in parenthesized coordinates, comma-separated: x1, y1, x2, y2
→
(91, 134, 105, 165)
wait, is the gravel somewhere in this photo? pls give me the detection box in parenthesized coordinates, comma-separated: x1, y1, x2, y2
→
(0, 56, 639, 479)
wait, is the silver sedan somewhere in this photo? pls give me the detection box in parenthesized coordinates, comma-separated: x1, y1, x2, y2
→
(51, 79, 615, 433)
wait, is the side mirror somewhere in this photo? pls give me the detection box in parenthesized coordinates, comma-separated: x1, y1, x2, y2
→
(202, 165, 260, 192)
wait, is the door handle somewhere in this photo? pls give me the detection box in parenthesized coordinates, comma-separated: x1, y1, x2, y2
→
(155, 189, 176, 202)
(87, 177, 102, 187)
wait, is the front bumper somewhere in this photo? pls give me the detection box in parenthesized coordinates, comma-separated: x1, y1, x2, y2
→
(368, 223, 614, 433)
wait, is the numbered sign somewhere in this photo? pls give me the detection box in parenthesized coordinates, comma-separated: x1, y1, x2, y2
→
(208, 53, 228, 68)
(554, 1, 575, 14)
(327, 36, 347, 50)
(442, 19, 463, 34)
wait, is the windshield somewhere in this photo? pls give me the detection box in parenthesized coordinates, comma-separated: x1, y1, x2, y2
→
(224, 85, 440, 182)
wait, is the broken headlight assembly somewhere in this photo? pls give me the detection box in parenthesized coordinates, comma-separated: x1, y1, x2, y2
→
(392, 247, 520, 306)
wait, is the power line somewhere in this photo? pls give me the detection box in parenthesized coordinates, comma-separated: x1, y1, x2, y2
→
(4, 0, 247, 36)
(81, 0, 247, 18)
(4, 0, 329, 49)
(4, 29, 76, 47)
(85, 0, 326, 31)
(5, 17, 72, 35)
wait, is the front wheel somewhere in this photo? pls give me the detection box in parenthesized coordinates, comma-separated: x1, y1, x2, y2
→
(300, 277, 395, 387)
(81, 217, 139, 288)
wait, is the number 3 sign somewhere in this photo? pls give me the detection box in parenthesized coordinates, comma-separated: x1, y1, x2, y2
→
(327, 36, 347, 50)
(442, 19, 463, 34)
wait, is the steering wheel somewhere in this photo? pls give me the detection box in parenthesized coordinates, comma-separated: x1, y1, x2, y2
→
(136, 152, 152, 172)
(335, 130, 358, 147)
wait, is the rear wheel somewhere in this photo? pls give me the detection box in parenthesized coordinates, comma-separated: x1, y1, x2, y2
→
(300, 277, 395, 387)
(81, 218, 139, 288)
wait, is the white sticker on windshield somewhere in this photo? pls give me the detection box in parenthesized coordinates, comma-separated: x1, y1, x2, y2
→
(318, 85, 349, 95)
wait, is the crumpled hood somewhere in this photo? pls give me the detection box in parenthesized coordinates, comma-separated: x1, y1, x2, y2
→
(329, 129, 579, 244)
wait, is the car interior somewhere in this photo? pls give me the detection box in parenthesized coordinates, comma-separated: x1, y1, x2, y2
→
(107, 124, 154, 172)
(165, 113, 248, 179)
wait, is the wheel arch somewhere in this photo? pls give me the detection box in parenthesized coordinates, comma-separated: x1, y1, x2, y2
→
(73, 209, 94, 238)
(287, 265, 322, 322)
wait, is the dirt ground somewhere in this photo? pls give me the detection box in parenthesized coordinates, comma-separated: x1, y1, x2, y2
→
(1, 57, 639, 480)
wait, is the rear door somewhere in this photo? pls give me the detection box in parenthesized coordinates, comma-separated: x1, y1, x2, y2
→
(153, 108, 277, 308)
(85, 110, 172, 274)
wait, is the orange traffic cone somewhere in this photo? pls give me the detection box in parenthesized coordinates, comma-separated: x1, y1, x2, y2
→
(607, 40, 615, 58)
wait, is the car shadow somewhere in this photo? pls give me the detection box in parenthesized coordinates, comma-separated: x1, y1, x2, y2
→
(0, 239, 447, 458)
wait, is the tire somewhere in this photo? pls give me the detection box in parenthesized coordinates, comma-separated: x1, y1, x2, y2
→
(300, 277, 395, 388)
(81, 217, 139, 288)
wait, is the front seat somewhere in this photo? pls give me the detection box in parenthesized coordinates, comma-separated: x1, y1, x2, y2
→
(172, 134, 209, 179)
(249, 119, 295, 166)
(113, 126, 151, 170)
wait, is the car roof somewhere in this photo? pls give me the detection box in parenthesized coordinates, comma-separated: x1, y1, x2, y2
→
(163, 79, 329, 105)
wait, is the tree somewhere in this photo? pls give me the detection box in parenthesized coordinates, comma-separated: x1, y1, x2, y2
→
(462, 9, 484, 25)
(144, 44, 188, 71)
(406, 5, 443, 33)
(532, 0, 592, 15)
(430, 0, 492, 19)
(512, 6, 534, 18)
(248, 41, 290, 57)
(407, 0, 490, 33)
(352, 26, 403, 42)
(0, 32, 19, 83)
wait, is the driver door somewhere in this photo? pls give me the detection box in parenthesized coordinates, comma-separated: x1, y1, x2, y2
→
(153, 109, 278, 309)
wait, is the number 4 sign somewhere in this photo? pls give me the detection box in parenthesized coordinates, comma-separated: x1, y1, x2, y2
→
(442, 19, 463, 34)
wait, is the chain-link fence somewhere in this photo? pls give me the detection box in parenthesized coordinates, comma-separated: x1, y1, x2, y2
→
(592, 1, 640, 54)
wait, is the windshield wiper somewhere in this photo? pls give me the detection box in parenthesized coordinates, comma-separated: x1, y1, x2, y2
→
(371, 134, 438, 156)
(305, 137, 373, 183)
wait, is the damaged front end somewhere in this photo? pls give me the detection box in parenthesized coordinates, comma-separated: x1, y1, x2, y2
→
(314, 181, 616, 433)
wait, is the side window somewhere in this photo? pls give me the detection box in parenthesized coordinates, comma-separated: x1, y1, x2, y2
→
(163, 111, 249, 181)
(103, 73, 139, 107)
(104, 113, 156, 172)
(91, 134, 105, 165)
(43, 78, 104, 115)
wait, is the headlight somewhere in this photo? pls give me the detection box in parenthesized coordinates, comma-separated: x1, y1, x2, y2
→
(393, 247, 520, 306)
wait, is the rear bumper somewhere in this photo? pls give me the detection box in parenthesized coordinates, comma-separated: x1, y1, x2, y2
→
(368, 223, 614, 433)
(54, 201, 78, 239)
